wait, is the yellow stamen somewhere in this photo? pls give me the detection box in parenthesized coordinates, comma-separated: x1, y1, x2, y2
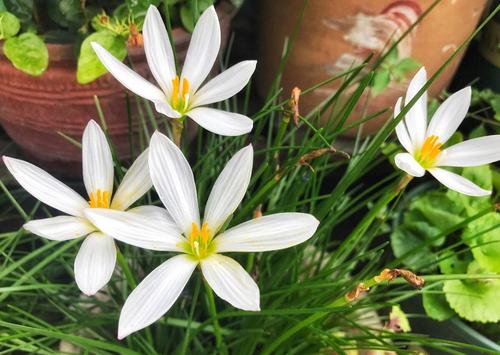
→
(186, 222, 212, 259)
(171, 75, 180, 109)
(417, 135, 442, 168)
(182, 78, 190, 98)
(89, 189, 110, 208)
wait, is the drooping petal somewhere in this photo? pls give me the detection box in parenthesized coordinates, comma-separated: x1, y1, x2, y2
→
(201, 254, 260, 311)
(180, 6, 221, 94)
(426, 86, 471, 145)
(215, 213, 319, 253)
(24, 216, 95, 241)
(82, 120, 114, 199)
(84, 208, 184, 252)
(404, 67, 428, 148)
(192, 61, 257, 107)
(438, 135, 500, 167)
(429, 168, 491, 196)
(91, 42, 167, 102)
(74, 232, 116, 296)
(393, 96, 413, 154)
(204, 145, 253, 235)
(149, 132, 200, 234)
(143, 5, 176, 96)
(187, 107, 253, 136)
(118, 254, 197, 339)
(111, 149, 152, 211)
(394, 152, 425, 177)
(154, 101, 182, 119)
(2, 156, 89, 217)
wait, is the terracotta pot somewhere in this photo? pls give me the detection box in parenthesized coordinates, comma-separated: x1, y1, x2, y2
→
(0, 2, 235, 177)
(256, 0, 488, 136)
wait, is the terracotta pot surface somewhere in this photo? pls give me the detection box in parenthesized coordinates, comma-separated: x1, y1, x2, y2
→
(256, 0, 488, 136)
(0, 2, 235, 177)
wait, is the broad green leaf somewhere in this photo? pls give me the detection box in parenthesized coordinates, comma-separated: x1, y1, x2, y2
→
(47, 0, 83, 29)
(464, 212, 500, 273)
(371, 68, 390, 96)
(0, 11, 20, 39)
(385, 46, 399, 64)
(422, 287, 455, 321)
(126, 0, 161, 18)
(447, 165, 492, 214)
(438, 250, 472, 275)
(76, 31, 127, 84)
(180, 0, 213, 32)
(393, 57, 420, 80)
(3, 32, 48, 76)
(3, 0, 32, 23)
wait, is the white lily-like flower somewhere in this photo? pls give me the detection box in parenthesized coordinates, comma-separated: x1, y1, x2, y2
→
(91, 5, 255, 136)
(2, 120, 153, 296)
(393, 67, 500, 196)
(84, 131, 319, 339)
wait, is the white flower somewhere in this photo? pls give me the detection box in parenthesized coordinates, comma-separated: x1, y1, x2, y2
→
(91, 5, 255, 136)
(393, 67, 500, 196)
(85, 131, 319, 338)
(3, 120, 153, 296)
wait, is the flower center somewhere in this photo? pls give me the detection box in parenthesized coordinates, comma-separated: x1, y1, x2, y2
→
(171, 75, 190, 113)
(416, 135, 442, 169)
(182, 222, 215, 259)
(89, 189, 110, 208)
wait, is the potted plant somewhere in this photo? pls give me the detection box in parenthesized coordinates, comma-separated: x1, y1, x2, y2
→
(0, 0, 236, 176)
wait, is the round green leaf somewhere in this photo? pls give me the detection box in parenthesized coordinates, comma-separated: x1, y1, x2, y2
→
(422, 288, 455, 321)
(371, 68, 390, 96)
(76, 31, 127, 84)
(0, 11, 20, 39)
(3, 32, 48, 76)
(464, 212, 500, 273)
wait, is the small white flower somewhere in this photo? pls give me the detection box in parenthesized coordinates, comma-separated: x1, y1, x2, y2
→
(3, 120, 154, 296)
(91, 5, 255, 136)
(85, 132, 320, 339)
(394, 67, 500, 196)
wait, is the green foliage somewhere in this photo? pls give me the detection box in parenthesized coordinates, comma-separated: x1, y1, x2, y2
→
(180, 0, 213, 32)
(3, 32, 48, 75)
(471, 88, 500, 121)
(0, 11, 20, 39)
(76, 30, 127, 84)
(422, 288, 455, 321)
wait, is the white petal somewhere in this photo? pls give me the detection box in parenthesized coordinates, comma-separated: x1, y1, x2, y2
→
(82, 120, 114, 199)
(74, 232, 116, 296)
(180, 6, 221, 94)
(187, 107, 253, 136)
(204, 145, 253, 235)
(394, 96, 413, 154)
(404, 67, 428, 148)
(192, 61, 257, 107)
(426, 87, 471, 144)
(154, 101, 182, 119)
(118, 254, 197, 339)
(429, 168, 491, 196)
(3, 156, 88, 217)
(143, 5, 176, 96)
(84, 208, 184, 252)
(111, 149, 152, 211)
(24, 216, 95, 241)
(149, 132, 200, 234)
(127, 205, 176, 223)
(91, 42, 167, 102)
(438, 135, 500, 167)
(394, 152, 425, 177)
(215, 213, 319, 253)
(201, 254, 260, 311)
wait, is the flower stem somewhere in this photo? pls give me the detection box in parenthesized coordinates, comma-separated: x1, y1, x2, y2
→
(203, 278, 225, 353)
(171, 119, 184, 147)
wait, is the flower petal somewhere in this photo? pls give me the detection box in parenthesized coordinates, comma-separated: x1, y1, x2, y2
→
(201, 254, 260, 311)
(2, 156, 88, 217)
(74, 232, 116, 296)
(84, 208, 184, 252)
(154, 101, 182, 119)
(111, 149, 152, 211)
(180, 6, 221, 94)
(204, 145, 253, 235)
(127, 205, 176, 223)
(394, 96, 413, 154)
(404, 67, 428, 148)
(187, 107, 253, 136)
(394, 152, 425, 177)
(426, 86, 471, 145)
(215, 213, 319, 253)
(118, 254, 197, 339)
(149, 132, 200, 234)
(429, 168, 491, 196)
(438, 135, 500, 167)
(24, 216, 95, 241)
(192, 61, 257, 107)
(82, 120, 114, 199)
(143, 5, 176, 96)
(91, 42, 167, 102)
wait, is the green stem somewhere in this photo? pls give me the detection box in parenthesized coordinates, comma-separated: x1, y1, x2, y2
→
(203, 279, 224, 352)
(171, 118, 184, 147)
